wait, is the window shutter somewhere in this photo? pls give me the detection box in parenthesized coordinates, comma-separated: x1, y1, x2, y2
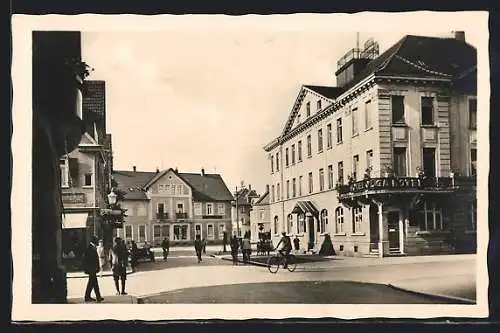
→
(68, 158, 79, 186)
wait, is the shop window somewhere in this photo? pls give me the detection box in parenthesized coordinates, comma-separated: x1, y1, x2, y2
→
(417, 202, 444, 231)
(207, 224, 214, 239)
(174, 225, 188, 240)
(352, 206, 363, 233)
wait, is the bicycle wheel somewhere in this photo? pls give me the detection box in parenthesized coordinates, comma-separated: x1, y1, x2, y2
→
(286, 255, 297, 272)
(267, 256, 280, 274)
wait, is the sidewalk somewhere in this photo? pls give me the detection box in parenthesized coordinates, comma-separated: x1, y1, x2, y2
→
(67, 266, 134, 279)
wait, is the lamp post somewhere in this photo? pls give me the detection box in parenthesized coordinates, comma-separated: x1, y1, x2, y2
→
(102, 189, 119, 252)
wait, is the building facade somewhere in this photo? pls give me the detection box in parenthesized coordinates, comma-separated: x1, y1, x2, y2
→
(231, 185, 260, 238)
(113, 167, 234, 246)
(264, 33, 477, 257)
(249, 185, 271, 242)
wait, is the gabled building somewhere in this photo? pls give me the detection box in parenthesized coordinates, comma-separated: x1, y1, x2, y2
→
(112, 167, 234, 246)
(231, 185, 260, 237)
(249, 185, 271, 242)
(264, 32, 477, 257)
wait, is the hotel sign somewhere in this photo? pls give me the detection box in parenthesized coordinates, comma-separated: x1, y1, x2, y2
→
(339, 177, 453, 195)
(62, 192, 86, 204)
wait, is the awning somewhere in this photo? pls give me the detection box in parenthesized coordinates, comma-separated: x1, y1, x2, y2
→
(291, 201, 319, 217)
(62, 213, 89, 229)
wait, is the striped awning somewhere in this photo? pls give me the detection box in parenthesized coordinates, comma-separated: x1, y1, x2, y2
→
(291, 201, 319, 217)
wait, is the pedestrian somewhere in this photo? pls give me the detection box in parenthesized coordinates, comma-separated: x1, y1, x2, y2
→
(230, 235, 239, 265)
(293, 235, 300, 253)
(194, 235, 203, 263)
(202, 237, 207, 254)
(110, 237, 128, 296)
(83, 236, 104, 303)
(241, 236, 252, 264)
(130, 240, 138, 272)
(161, 237, 170, 261)
(96, 239, 106, 278)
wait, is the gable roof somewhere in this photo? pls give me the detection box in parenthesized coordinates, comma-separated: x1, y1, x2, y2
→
(234, 187, 260, 205)
(253, 191, 270, 206)
(304, 85, 344, 99)
(113, 168, 234, 202)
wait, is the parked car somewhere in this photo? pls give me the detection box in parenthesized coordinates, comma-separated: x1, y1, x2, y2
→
(131, 242, 155, 262)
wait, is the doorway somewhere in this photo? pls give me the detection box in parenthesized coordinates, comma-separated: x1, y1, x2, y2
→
(369, 204, 379, 252)
(387, 211, 400, 251)
(308, 216, 315, 250)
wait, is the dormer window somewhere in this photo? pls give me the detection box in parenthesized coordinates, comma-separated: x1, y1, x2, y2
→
(306, 102, 311, 117)
(317, 100, 322, 111)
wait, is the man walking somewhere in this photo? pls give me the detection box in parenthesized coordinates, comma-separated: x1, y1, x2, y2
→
(83, 236, 104, 303)
(110, 237, 128, 296)
(161, 237, 170, 261)
(230, 235, 239, 266)
(194, 235, 203, 263)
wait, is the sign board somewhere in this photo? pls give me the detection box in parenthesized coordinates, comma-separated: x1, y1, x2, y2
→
(62, 192, 86, 204)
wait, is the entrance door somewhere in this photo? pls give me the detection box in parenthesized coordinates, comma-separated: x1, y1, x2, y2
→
(387, 211, 400, 251)
(369, 204, 379, 252)
(308, 216, 315, 250)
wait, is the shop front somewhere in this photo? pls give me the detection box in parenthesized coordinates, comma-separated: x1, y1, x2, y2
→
(61, 212, 90, 271)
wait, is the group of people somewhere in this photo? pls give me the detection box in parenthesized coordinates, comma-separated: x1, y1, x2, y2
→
(82, 236, 130, 303)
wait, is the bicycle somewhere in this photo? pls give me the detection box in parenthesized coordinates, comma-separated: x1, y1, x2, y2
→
(267, 251, 297, 273)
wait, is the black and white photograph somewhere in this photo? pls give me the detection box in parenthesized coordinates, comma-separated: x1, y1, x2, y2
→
(11, 12, 489, 320)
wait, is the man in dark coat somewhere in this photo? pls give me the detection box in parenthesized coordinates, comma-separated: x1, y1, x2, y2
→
(230, 235, 240, 265)
(83, 236, 104, 303)
(161, 237, 170, 261)
(110, 237, 128, 295)
(194, 235, 203, 263)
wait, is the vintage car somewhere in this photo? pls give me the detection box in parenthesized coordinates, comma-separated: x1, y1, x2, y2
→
(130, 242, 155, 262)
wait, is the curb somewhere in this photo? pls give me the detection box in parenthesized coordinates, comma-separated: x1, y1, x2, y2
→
(67, 268, 134, 279)
(387, 284, 476, 305)
(219, 257, 269, 268)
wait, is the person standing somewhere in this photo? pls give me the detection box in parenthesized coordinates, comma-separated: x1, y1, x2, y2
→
(230, 235, 239, 265)
(130, 240, 138, 272)
(161, 237, 170, 261)
(202, 237, 207, 255)
(241, 236, 252, 264)
(83, 236, 104, 303)
(110, 237, 128, 296)
(96, 239, 106, 278)
(194, 235, 203, 263)
(293, 236, 300, 253)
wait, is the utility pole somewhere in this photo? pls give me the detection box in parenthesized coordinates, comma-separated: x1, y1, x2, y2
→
(235, 185, 240, 238)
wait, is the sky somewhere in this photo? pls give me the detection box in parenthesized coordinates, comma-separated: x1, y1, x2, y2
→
(81, 27, 475, 194)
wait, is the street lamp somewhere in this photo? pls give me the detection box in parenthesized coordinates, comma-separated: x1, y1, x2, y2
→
(107, 189, 117, 205)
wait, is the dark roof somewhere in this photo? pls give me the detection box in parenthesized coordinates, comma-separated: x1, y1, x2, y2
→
(112, 171, 156, 200)
(233, 187, 260, 205)
(83, 80, 106, 143)
(304, 85, 344, 99)
(341, 35, 477, 94)
(113, 169, 234, 202)
(253, 191, 270, 205)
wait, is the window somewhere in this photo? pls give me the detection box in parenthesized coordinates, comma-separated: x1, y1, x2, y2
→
(421, 96, 434, 126)
(194, 202, 202, 215)
(291, 144, 296, 164)
(317, 100, 322, 111)
(326, 123, 332, 148)
(177, 203, 184, 213)
(277, 183, 281, 201)
(328, 165, 334, 189)
(173, 225, 188, 240)
(307, 135, 312, 157)
(471, 148, 477, 176)
(352, 107, 359, 136)
(366, 150, 373, 171)
(469, 98, 477, 129)
(353, 155, 359, 180)
(154, 225, 161, 239)
(319, 168, 325, 191)
(285, 148, 289, 167)
(177, 185, 183, 195)
(320, 209, 328, 233)
(274, 216, 279, 234)
(162, 225, 170, 239)
(165, 184, 171, 194)
(299, 176, 303, 196)
(286, 180, 290, 199)
(418, 202, 444, 231)
(271, 155, 274, 173)
(219, 224, 226, 239)
(392, 95, 405, 124)
(292, 178, 296, 197)
(206, 203, 214, 215)
(308, 172, 313, 193)
(306, 102, 311, 117)
(138, 225, 146, 241)
(338, 161, 344, 184)
(59, 158, 69, 187)
(217, 203, 225, 215)
(335, 207, 344, 233)
(207, 224, 214, 239)
(298, 213, 306, 233)
(297, 114, 301, 124)
(469, 202, 477, 230)
(365, 100, 372, 129)
(393, 147, 407, 177)
(336, 118, 343, 143)
(157, 203, 165, 214)
(276, 152, 280, 171)
(84, 173, 92, 187)
(287, 214, 293, 234)
(352, 206, 362, 233)
(318, 129, 323, 152)
(125, 225, 132, 239)
(298, 141, 303, 161)
(271, 185, 275, 202)
(195, 224, 201, 236)
(422, 148, 436, 177)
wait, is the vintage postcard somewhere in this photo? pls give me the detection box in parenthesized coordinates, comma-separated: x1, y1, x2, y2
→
(11, 12, 489, 321)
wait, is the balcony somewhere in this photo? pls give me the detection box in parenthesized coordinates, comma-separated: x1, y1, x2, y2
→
(176, 212, 188, 220)
(202, 215, 224, 220)
(337, 177, 457, 199)
(156, 212, 169, 220)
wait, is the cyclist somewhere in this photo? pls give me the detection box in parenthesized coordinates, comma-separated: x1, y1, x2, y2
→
(275, 232, 292, 268)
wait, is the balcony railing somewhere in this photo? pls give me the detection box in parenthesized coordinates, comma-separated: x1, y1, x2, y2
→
(156, 212, 169, 220)
(176, 212, 188, 219)
(337, 177, 456, 196)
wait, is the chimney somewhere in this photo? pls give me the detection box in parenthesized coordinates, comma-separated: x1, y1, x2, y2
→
(175, 167, 178, 173)
(201, 168, 205, 176)
(266, 184, 270, 193)
(452, 31, 465, 42)
(133, 166, 136, 173)
(156, 167, 160, 174)
(248, 184, 252, 191)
